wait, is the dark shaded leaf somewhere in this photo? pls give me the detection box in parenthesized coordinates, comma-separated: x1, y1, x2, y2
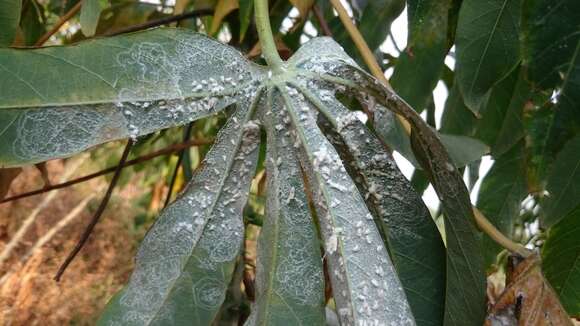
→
(391, 0, 451, 112)
(523, 0, 580, 90)
(455, 0, 521, 113)
(542, 133, 580, 227)
(542, 205, 580, 317)
(0, 0, 22, 46)
(476, 143, 527, 267)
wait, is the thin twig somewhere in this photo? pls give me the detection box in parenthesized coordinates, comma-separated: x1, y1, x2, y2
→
(54, 140, 134, 281)
(105, 9, 213, 36)
(163, 123, 194, 208)
(312, 5, 332, 37)
(1, 139, 212, 205)
(34, 1, 82, 46)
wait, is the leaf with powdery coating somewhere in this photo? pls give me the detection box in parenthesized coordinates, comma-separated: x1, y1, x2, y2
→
(247, 92, 325, 325)
(279, 88, 416, 326)
(295, 80, 446, 326)
(0, 28, 262, 167)
(98, 102, 260, 326)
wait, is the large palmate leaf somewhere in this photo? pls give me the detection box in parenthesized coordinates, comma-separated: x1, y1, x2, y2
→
(0, 28, 262, 167)
(99, 103, 260, 325)
(1, 22, 494, 324)
(455, 0, 521, 113)
(0, 0, 22, 46)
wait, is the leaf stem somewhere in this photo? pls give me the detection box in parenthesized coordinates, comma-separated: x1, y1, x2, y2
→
(473, 207, 532, 258)
(254, 0, 284, 69)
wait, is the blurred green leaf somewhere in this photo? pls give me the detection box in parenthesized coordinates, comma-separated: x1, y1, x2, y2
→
(238, 0, 252, 40)
(476, 143, 527, 267)
(18, 0, 46, 46)
(542, 133, 580, 227)
(374, 108, 488, 168)
(0, 0, 22, 46)
(80, 0, 108, 36)
(391, 0, 451, 113)
(542, 204, 580, 316)
(455, 0, 521, 113)
(523, 0, 580, 90)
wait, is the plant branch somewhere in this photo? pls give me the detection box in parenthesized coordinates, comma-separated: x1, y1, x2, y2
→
(105, 9, 213, 36)
(34, 1, 82, 46)
(0, 138, 212, 205)
(54, 139, 133, 281)
(312, 5, 332, 37)
(254, 0, 284, 69)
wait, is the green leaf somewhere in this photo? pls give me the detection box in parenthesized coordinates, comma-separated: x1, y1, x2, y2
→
(474, 66, 520, 146)
(374, 108, 488, 168)
(455, 0, 521, 113)
(19, 0, 46, 46)
(80, 0, 107, 37)
(440, 83, 477, 136)
(390, 0, 451, 112)
(0, 0, 22, 46)
(542, 205, 580, 316)
(238, 0, 253, 41)
(99, 104, 260, 325)
(476, 143, 527, 267)
(330, 65, 486, 326)
(526, 43, 580, 182)
(542, 133, 580, 227)
(278, 85, 415, 325)
(332, 0, 405, 62)
(0, 28, 261, 166)
(523, 0, 580, 90)
(491, 70, 532, 156)
(247, 94, 325, 325)
(305, 87, 446, 326)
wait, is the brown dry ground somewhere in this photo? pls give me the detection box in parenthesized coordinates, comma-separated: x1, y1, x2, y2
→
(0, 158, 153, 325)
